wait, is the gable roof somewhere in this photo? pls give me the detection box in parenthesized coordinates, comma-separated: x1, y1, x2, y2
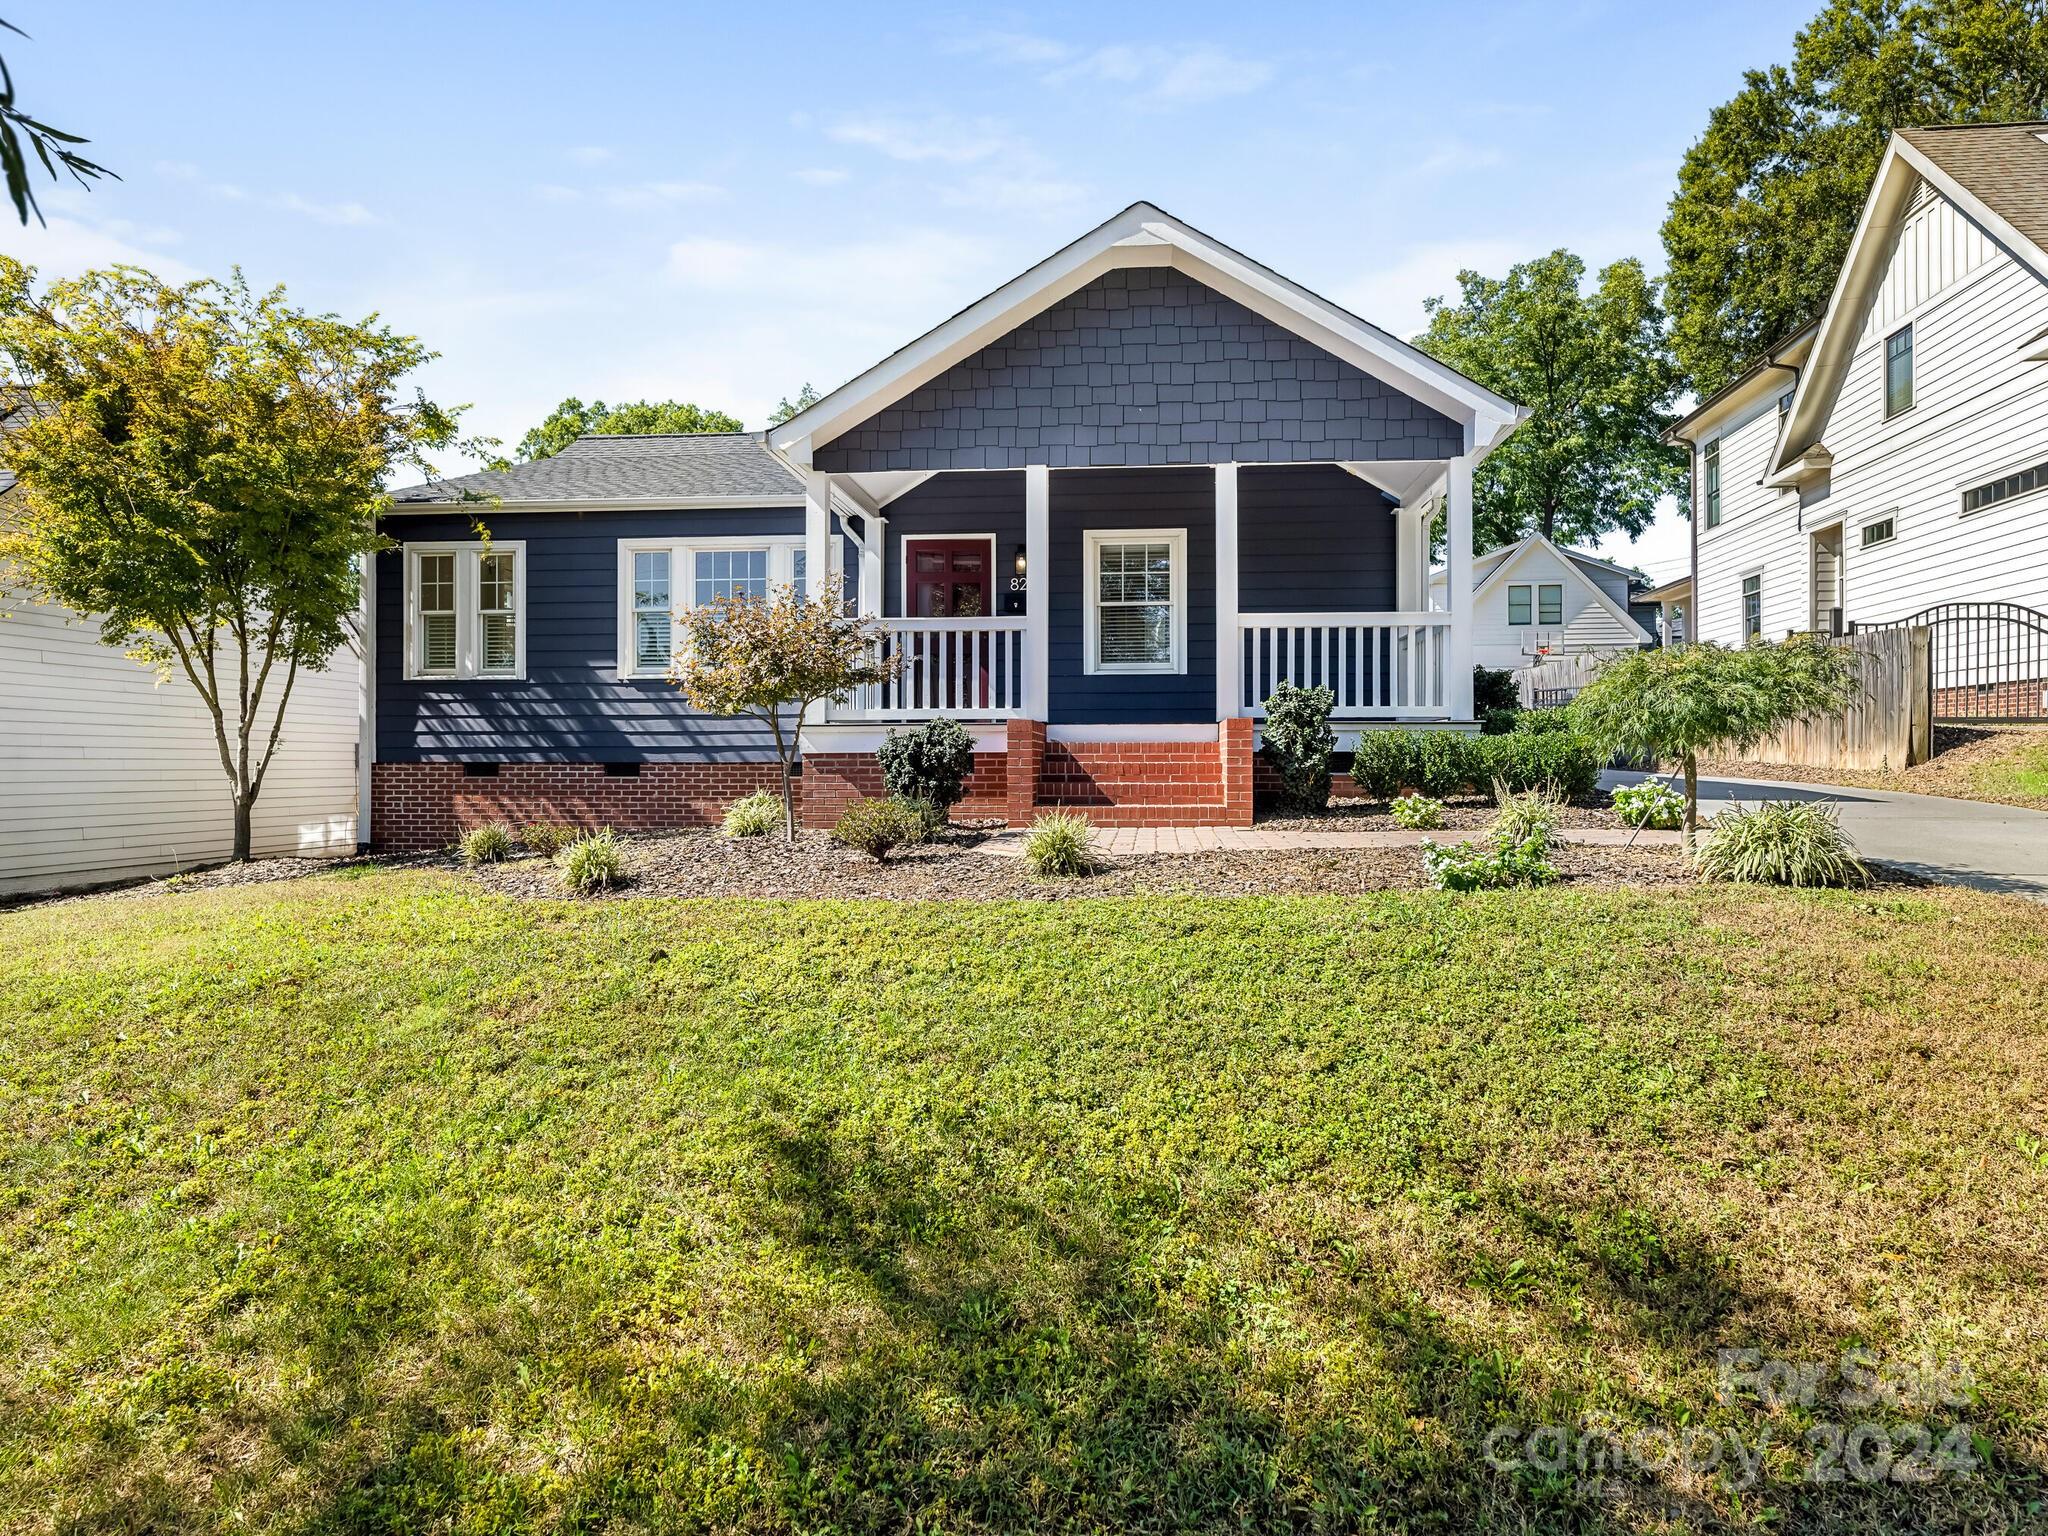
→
(1433, 532, 1655, 639)
(1774, 122, 2048, 475)
(768, 201, 1527, 499)
(387, 432, 801, 509)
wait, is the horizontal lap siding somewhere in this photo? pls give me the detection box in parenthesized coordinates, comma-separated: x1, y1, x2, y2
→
(376, 506, 801, 763)
(880, 472, 1026, 616)
(1237, 464, 1397, 612)
(0, 599, 358, 893)
(1050, 467, 1214, 724)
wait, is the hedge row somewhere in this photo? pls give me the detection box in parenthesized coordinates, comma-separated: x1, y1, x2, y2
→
(1351, 728, 1602, 801)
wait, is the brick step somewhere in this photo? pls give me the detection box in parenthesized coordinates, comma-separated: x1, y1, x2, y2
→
(1032, 799, 1233, 827)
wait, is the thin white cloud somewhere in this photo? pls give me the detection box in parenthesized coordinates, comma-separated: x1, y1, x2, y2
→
(828, 114, 1011, 165)
(276, 193, 381, 227)
(792, 167, 850, 187)
(948, 31, 1275, 108)
(158, 159, 380, 226)
(1413, 143, 1508, 179)
(937, 173, 1089, 215)
(533, 179, 725, 209)
(666, 228, 994, 307)
(1336, 238, 1527, 340)
(565, 145, 615, 166)
(6, 214, 198, 282)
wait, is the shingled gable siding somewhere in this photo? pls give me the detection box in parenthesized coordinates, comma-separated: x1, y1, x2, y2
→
(811, 267, 1463, 473)
(1050, 467, 1216, 724)
(1236, 463, 1398, 613)
(375, 506, 804, 763)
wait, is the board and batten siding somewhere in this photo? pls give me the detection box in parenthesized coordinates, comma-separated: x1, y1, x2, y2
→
(1695, 176, 2048, 645)
(375, 506, 811, 762)
(0, 596, 358, 894)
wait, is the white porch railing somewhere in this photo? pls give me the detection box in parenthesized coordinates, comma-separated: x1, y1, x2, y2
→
(841, 616, 1029, 719)
(1237, 612, 1453, 717)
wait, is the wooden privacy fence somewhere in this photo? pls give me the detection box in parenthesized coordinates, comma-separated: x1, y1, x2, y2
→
(1515, 630, 1932, 772)
(1742, 627, 1931, 771)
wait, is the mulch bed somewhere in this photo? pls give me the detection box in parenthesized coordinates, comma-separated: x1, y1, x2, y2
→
(456, 827, 1692, 901)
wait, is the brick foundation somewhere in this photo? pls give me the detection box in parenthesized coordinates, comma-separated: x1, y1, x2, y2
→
(1032, 723, 1255, 828)
(371, 761, 791, 852)
(1934, 678, 2047, 719)
(796, 750, 1010, 831)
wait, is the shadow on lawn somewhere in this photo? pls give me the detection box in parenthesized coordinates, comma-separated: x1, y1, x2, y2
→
(60, 1113, 2039, 1536)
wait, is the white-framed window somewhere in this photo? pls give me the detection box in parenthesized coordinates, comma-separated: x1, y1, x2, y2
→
(1084, 528, 1185, 675)
(1506, 584, 1533, 626)
(1537, 583, 1564, 626)
(1860, 514, 1897, 548)
(1741, 572, 1763, 642)
(615, 538, 806, 679)
(403, 542, 526, 680)
(1885, 324, 1914, 418)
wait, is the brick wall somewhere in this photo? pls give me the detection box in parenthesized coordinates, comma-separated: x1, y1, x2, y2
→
(797, 751, 1009, 831)
(371, 762, 790, 851)
(1933, 678, 2047, 720)
(1031, 726, 1254, 827)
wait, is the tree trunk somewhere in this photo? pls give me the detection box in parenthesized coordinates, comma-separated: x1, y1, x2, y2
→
(1682, 752, 1699, 854)
(781, 756, 798, 841)
(232, 792, 254, 863)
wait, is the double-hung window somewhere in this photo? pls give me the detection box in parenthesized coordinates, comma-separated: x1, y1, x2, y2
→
(1741, 573, 1763, 643)
(405, 542, 525, 680)
(617, 539, 808, 679)
(1085, 529, 1185, 674)
(1506, 584, 1534, 626)
(1537, 583, 1564, 626)
(1703, 440, 1722, 528)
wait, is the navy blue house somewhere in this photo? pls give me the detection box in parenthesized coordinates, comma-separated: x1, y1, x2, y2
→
(369, 202, 1525, 846)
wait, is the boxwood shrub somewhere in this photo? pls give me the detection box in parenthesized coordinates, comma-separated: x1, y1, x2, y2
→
(1351, 728, 1601, 802)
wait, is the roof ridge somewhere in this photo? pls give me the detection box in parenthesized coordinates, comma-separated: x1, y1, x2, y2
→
(573, 430, 763, 442)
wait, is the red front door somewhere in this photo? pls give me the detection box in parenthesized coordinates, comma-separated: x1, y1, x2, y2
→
(903, 539, 993, 710)
(906, 539, 991, 618)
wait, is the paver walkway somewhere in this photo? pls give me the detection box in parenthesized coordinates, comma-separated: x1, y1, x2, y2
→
(975, 824, 1682, 857)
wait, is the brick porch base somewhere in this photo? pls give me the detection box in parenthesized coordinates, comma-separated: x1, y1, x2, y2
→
(372, 761, 790, 851)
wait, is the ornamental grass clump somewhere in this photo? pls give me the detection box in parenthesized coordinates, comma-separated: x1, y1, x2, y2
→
(832, 797, 925, 862)
(1693, 800, 1869, 888)
(1487, 785, 1563, 850)
(458, 823, 513, 865)
(722, 791, 783, 838)
(557, 828, 626, 893)
(1024, 811, 1097, 879)
(1390, 793, 1445, 830)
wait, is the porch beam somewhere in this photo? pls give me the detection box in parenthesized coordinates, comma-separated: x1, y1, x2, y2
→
(1023, 464, 1050, 719)
(1214, 461, 1240, 719)
(1445, 452, 1476, 718)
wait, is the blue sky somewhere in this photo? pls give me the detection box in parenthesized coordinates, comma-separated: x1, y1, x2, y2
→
(11, 0, 1813, 581)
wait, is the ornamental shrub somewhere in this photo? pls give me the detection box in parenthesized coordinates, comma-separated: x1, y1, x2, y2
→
(1421, 833, 1558, 892)
(1350, 731, 1416, 799)
(1693, 801, 1869, 887)
(832, 797, 924, 861)
(1475, 730, 1601, 799)
(877, 718, 976, 816)
(1511, 708, 1578, 734)
(1611, 779, 1685, 830)
(1414, 730, 1477, 798)
(1262, 681, 1336, 812)
(459, 823, 513, 865)
(558, 828, 626, 892)
(722, 791, 782, 838)
(1474, 665, 1520, 715)
(1390, 793, 1444, 830)
(1480, 707, 1521, 736)
(1024, 810, 1097, 878)
(519, 821, 576, 855)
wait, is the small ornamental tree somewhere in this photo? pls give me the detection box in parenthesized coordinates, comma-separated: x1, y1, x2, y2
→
(672, 576, 897, 838)
(0, 259, 472, 860)
(1569, 636, 1858, 847)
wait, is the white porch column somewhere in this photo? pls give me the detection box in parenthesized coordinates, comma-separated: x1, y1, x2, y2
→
(1394, 502, 1419, 612)
(357, 544, 376, 850)
(1214, 461, 1240, 719)
(1023, 463, 1050, 719)
(1445, 452, 1476, 719)
(804, 469, 834, 720)
(859, 511, 886, 617)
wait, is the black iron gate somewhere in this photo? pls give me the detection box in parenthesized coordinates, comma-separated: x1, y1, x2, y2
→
(1852, 602, 2048, 722)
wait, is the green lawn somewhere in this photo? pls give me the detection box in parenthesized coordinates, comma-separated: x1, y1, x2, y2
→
(3, 871, 2046, 1533)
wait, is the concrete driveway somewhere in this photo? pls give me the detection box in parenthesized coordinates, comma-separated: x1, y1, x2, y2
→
(1603, 769, 2048, 900)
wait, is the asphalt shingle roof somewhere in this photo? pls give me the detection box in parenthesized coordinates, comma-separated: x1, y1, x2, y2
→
(1899, 122, 2048, 258)
(388, 431, 801, 505)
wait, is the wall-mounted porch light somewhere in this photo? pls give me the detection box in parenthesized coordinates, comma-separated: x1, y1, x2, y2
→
(1014, 548, 1028, 577)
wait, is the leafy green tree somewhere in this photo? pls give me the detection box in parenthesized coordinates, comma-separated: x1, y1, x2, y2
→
(1416, 250, 1685, 551)
(672, 577, 896, 839)
(1570, 637, 1858, 847)
(767, 382, 820, 427)
(516, 397, 742, 461)
(0, 18, 114, 225)
(1663, 0, 2048, 394)
(0, 260, 471, 859)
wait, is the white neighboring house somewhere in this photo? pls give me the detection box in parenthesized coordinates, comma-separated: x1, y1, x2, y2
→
(0, 403, 361, 895)
(1672, 123, 2048, 673)
(1428, 531, 1658, 673)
